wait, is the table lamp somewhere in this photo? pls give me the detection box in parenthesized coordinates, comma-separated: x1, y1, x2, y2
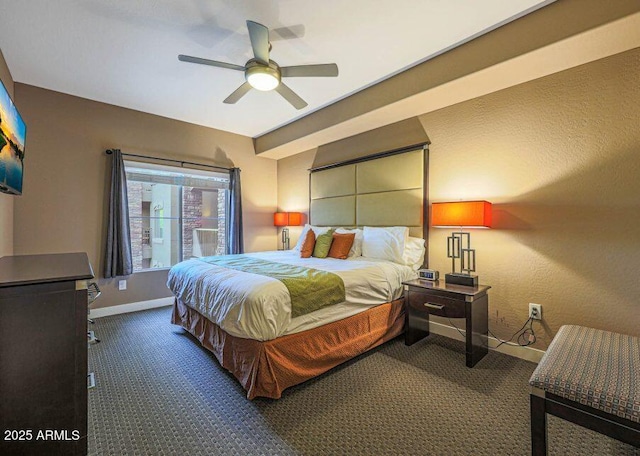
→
(274, 212, 302, 250)
(432, 201, 492, 286)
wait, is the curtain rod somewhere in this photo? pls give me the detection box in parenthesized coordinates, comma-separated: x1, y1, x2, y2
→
(105, 150, 236, 172)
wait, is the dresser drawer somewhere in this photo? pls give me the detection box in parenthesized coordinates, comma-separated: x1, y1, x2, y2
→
(407, 289, 465, 318)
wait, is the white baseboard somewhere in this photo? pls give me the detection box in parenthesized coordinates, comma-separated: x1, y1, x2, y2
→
(89, 297, 174, 319)
(428, 321, 545, 364)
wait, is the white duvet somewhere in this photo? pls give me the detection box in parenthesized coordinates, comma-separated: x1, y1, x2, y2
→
(167, 251, 417, 341)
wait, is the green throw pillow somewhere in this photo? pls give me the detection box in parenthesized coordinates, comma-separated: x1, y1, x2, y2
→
(312, 230, 334, 258)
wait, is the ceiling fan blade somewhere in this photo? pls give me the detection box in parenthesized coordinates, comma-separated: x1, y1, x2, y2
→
(275, 82, 308, 110)
(246, 20, 270, 65)
(281, 64, 339, 78)
(223, 82, 253, 104)
(178, 55, 245, 72)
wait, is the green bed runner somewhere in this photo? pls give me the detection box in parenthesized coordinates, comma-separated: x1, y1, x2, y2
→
(198, 255, 346, 318)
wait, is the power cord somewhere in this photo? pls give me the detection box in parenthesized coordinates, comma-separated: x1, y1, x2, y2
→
(446, 317, 468, 340)
(490, 316, 537, 348)
(446, 315, 537, 349)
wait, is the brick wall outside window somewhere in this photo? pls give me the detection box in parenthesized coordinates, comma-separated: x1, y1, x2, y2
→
(182, 187, 203, 259)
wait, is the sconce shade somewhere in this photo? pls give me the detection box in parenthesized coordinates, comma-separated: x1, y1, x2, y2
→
(274, 212, 303, 227)
(432, 201, 492, 228)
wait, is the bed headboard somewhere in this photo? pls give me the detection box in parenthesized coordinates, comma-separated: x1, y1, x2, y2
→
(309, 145, 428, 241)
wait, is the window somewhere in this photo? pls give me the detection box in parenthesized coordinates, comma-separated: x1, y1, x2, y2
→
(124, 161, 230, 271)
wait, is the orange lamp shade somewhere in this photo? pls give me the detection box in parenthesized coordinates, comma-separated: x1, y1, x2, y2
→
(274, 212, 303, 227)
(274, 212, 288, 227)
(432, 201, 492, 228)
(287, 212, 302, 226)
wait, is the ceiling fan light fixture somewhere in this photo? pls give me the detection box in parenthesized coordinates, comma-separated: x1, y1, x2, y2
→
(246, 65, 280, 91)
(178, 21, 338, 108)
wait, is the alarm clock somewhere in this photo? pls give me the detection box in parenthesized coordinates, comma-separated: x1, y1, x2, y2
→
(418, 269, 439, 281)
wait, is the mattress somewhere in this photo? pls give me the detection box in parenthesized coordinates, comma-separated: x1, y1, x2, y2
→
(167, 250, 416, 341)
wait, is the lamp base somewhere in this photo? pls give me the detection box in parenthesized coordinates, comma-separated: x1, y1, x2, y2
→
(445, 273, 478, 287)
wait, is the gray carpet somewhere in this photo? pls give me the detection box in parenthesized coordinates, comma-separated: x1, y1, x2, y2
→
(88, 306, 638, 455)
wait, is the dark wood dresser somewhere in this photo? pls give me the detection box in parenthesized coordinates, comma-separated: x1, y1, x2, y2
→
(0, 253, 94, 455)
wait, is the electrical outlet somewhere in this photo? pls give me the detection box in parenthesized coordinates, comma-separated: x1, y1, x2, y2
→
(118, 280, 127, 291)
(529, 303, 542, 320)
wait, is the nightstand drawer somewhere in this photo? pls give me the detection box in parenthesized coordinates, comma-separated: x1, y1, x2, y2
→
(407, 290, 465, 318)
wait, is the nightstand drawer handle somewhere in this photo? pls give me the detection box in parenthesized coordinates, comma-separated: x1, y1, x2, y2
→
(423, 302, 445, 310)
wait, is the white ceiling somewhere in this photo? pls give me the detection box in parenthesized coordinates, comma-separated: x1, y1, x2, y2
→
(0, 0, 551, 138)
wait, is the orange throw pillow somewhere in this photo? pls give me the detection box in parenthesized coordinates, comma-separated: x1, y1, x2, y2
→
(300, 229, 316, 258)
(328, 232, 356, 260)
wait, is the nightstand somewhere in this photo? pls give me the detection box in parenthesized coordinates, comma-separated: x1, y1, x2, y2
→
(403, 279, 490, 367)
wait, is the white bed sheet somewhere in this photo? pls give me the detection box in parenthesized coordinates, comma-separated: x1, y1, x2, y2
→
(168, 251, 416, 341)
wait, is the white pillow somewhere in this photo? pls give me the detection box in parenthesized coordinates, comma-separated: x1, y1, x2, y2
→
(361, 226, 409, 263)
(403, 237, 426, 270)
(335, 228, 363, 258)
(293, 224, 332, 251)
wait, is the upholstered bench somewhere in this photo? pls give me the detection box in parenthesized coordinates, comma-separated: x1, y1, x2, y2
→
(529, 325, 639, 455)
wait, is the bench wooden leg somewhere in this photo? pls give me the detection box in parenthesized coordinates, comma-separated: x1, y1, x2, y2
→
(531, 392, 547, 456)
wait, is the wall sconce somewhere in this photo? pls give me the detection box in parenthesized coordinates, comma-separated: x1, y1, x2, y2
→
(274, 212, 302, 250)
(432, 201, 492, 286)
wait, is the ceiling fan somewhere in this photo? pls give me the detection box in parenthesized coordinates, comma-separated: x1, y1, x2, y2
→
(178, 20, 339, 110)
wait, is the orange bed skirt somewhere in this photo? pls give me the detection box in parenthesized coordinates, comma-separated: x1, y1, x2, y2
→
(171, 298, 405, 399)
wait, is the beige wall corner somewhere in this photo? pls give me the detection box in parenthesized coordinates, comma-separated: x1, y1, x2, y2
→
(0, 47, 14, 257)
(13, 84, 278, 309)
(277, 149, 316, 246)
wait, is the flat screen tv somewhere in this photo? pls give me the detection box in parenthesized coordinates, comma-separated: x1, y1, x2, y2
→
(0, 79, 26, 195)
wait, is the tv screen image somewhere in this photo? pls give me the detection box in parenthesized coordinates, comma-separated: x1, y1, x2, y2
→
(0, 79, 26, 195)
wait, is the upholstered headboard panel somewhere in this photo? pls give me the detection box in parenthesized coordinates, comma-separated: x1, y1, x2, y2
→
(309, 148, 426, 238)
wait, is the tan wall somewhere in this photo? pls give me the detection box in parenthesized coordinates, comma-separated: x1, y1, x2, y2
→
(0, 48, 14, 257)
(277, 48, 640, 349)
(13, 84, 278, 308)
(277, 149, 316, 245)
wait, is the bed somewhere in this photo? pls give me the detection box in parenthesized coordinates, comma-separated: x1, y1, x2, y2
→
(169, 146, 429, 399)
